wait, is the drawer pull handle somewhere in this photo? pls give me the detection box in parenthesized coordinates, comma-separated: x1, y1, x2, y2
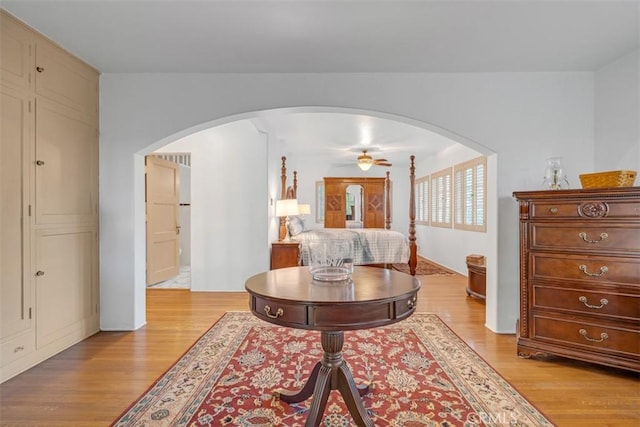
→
(264, 305, 284, 319)
(407, 296, 417, 309)
(14, 346, 25, 353)
(578, 265, 608, 277)
(549, 207, 559, 214)
(579, 329, 608, 343)
(578, 296, 608, 309)
(578, 232, 608, 243)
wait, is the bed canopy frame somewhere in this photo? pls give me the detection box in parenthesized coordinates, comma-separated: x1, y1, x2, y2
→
(278, 155, 417, 275)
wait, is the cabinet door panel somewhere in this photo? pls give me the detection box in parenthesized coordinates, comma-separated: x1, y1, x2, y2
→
(35, 99, 96, 224)
(324, 180, 346, 228)
(1, 86, 32, 340)
(35, 42, 98, 119)
(364, 181, 385, 228)
(0, 13, 32, 90)
(35, 228, 96, 348)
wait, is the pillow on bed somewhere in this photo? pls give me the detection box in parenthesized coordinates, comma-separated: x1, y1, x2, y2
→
(288, 215, 305, 236)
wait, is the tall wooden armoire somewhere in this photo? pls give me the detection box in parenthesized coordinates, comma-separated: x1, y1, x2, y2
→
(324, 177, 387, 228)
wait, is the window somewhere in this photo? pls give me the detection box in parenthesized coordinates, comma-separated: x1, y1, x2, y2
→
(454, 156, 486, 232)
(416, 176, 429, 225)
(315, 181, 324, 223)
(430, 167, 452, 228)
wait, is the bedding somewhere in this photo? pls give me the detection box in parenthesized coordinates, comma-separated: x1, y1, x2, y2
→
(293, 228, 410, 266)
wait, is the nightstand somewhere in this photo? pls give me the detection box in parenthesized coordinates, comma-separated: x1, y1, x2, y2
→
(270, 241, 300, 270)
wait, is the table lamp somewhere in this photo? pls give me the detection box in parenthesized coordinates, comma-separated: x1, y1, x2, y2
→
(275, 199, 299, 241)
(298, 203, 311, 216)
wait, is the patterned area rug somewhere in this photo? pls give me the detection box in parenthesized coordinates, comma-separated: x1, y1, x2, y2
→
(112, 312, 553, 426)
(392, 256, 455, 276)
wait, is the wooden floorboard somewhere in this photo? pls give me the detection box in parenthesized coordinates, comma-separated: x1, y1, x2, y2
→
(0, 272, 638, 426)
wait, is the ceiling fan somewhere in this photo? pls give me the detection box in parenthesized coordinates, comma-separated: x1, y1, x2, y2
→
(357, 150, 391, 171)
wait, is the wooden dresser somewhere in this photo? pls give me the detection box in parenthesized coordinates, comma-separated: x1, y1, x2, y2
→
(513, 187, 639, 372)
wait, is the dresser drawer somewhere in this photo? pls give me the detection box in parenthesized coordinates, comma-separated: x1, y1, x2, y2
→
(251, 296, 308, 327)
(529, 199, 640, 220)
(533, 284, 639, 321)
(530, 224, 640, 254)
(533, 314, 639, 358)
(531, 253, 640, 286)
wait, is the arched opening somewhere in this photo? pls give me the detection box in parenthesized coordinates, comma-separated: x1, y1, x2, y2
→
(130, 106, 497, 328)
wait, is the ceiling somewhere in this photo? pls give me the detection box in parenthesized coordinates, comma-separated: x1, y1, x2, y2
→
(4, 1, 637, 167)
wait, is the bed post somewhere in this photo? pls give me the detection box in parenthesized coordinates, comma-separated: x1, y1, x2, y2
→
(385, 171, 391, 230)
(279, 156, 287, 241)
(408, 155, 417, 276)
(293, 171, 298, 199)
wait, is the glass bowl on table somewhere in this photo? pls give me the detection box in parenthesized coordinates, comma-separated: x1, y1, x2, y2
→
(308, 240, 354, 282)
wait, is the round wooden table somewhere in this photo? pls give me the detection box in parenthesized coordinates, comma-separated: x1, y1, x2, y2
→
(244, 266, 421, 427)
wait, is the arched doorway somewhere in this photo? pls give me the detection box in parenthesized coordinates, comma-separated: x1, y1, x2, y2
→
(133, 106, 496, 326)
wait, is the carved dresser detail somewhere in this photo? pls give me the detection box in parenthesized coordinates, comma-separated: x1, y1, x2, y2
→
(513, 187, 639, 372)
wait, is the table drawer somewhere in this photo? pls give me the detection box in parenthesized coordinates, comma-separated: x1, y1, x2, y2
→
(531, 253, 640, 286)
(310, 302, 393, 329)
(533, 284, 639, 321)
(530, 224, 640, 253)
(530, 199, 640, 219)
(252, 296, 308, 327)
(533, 314, 639, 358)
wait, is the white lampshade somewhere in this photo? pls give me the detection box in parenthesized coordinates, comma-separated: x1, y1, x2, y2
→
(275, 199, 299, 217)
(298, 203, 311, 215)
(358, 160, 373, 171)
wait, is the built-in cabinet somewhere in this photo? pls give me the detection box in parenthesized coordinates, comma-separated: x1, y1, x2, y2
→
(0, 10, 100, 382)
(514, 188, 639, 372)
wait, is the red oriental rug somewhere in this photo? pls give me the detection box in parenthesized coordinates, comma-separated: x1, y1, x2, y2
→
(112, 312, 553, 426)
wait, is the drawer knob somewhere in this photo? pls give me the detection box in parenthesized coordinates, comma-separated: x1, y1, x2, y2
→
(578, 296, 608, 309)
(579, 329, 609, 343)
(549, 207, 559, 214)
(264, 305, 284, 319)
(578, 264, 608, 277)
(578, 232, 608, 243)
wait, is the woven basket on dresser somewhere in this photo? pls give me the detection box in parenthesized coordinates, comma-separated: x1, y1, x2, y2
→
(579, 170, 637, 188)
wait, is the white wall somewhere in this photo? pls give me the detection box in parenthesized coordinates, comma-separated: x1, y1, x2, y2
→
(415, 144, 492, 275)
(595, 49, 640, 172)
(150, 121, 269, 291)
(100, 72, 596, 333)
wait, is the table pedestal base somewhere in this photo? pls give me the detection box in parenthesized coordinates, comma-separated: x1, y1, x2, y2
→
(274, 331, 374, 427)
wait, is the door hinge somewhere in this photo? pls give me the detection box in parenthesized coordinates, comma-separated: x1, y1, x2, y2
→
(29, 307, 32, 319)
(28, 204, 32, 216)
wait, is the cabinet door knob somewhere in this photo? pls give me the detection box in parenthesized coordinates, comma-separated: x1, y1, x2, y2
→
(36, 66, 44, 72)
(35, 160, 45, 166)
(35, 270, 45, 277)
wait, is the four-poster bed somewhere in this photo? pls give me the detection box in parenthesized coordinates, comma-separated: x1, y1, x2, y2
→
(276, 156, 417, 276)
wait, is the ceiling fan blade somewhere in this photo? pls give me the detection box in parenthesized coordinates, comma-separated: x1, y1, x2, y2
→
(376, 162, 392, 167)
(374, 158, 388, 162)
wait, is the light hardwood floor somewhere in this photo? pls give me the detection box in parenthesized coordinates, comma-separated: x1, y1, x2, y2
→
(0, 271, 638, 426)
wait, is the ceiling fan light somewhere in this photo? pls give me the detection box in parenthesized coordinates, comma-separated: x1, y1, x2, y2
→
(358, 160, 373, 171)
